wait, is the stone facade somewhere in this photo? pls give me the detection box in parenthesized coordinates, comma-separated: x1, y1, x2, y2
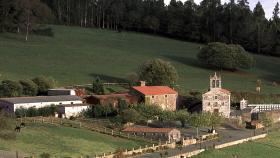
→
(122, 127, 181, 142)
(131, 82, 178, 111)
(202, 73, 231, 118)
(144, 93, 177, 111)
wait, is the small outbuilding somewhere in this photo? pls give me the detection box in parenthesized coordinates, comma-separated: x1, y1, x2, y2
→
(122, 127, 181, 142)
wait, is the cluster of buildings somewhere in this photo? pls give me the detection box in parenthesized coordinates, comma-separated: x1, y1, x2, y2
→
(3, 72, 277, 141)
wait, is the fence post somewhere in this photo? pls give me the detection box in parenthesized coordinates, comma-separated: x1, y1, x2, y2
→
(16, 151, 18, 158)
(79, 122, 82, 128)
(111, 130, 114, 136)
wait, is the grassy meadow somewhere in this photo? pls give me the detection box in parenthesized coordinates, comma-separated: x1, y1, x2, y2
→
(0, 25, 280, 94)
(194, 131, 280, 158)
(0, 123, 146, 157)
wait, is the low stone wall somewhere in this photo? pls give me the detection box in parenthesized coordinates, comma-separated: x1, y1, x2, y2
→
(215, 133, 267, 149)
(181, 137, 197, 146)
(169, 149, 205, 158)
(168, 134, 267, 158)
(95, 142, 176, 158)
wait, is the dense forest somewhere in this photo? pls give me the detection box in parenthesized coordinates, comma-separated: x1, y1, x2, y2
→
(1, 0, 280, 56)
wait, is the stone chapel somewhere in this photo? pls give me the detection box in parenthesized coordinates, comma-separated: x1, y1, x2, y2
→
(202, 73, 231, 118)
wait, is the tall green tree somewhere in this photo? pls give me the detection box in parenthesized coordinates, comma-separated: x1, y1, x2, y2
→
(138, 58, 178, 86)
(19, 79, 38, 96)
(0, 80, 23, 97)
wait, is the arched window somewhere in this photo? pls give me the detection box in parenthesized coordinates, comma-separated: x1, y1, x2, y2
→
(216, 80, 220, 87)
(212, 80, 216, 88)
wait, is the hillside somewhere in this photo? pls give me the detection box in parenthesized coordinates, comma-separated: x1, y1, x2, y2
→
(0, 25, 280, 94)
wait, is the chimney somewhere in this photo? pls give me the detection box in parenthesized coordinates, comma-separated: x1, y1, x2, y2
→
(140, 81, 146, 86)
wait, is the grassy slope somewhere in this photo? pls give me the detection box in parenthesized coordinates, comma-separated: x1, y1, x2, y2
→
(0, 25, 280, 93)
(0, 123, 145, 157)
(194, 131, 280, 158)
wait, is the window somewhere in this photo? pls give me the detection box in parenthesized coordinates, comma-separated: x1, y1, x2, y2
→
(165, 95, 168, 98)
(152, 96, 154, 99)
(215, 96, 218, 99)
(216, 80, 220, 87)
(214, 102, 218, 107)
(71, 102, 73, 104)
(212, 80, 216, 88)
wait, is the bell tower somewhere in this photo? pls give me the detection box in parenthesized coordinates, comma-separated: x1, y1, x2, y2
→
(210, 72, 222, 90)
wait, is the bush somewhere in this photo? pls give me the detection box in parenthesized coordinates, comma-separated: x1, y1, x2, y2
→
(40, 153, 51, 158)
(92, 77, 105, 95)
(32, 76, 56, 95)
(19, 79, 38, 96)
(15, 105, 58, 117)
(0, 80, 23, 97)
(138, 58, 178, 86)
(120, 109, 141, 123)
(0, 111, 16, 140)
(197, 42, 255, 70)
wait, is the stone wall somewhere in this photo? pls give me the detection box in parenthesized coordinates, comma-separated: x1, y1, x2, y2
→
(181, 137, 197, 146)
(145, 94, 177, 111)
(169, 149, 205, 158)
(215, 134, 267, 149)
(95, 142, 176, 158)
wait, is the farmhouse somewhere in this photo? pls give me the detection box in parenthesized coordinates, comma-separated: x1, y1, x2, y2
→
(58, 104, 89, 118)
(0, 95, 83, 112)
(122, 127, 181, 142)
(202, 73, 231, 118)
(131, 81, 178, 111)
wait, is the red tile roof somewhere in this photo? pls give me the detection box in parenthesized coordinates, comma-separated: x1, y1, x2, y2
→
(132, 86, 177, 95)
(219, 88, 231, 94)
(122, 127, 177, 133)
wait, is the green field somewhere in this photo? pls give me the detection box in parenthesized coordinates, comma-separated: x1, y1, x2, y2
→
(0, 25, 280, 93)
(194, 131, 280, 158)
(0, 123, 145, 157)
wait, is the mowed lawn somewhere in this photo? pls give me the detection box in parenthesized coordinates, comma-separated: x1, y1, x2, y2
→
(0, 123, 146, 157)
(0, 25, 280, 93)
(194, 131, 280, 158)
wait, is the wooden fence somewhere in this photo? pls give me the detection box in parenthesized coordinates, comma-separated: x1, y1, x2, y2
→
(17, 117, 157, 144)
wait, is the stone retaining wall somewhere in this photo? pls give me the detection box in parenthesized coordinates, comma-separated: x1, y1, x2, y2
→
(215, 134, 267, 149)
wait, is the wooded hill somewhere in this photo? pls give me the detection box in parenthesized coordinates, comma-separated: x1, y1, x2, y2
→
(1, 0, 280, 56)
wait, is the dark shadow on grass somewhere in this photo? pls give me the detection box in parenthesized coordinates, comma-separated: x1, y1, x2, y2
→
(261, 74, 280, 84)
(163, 55, 206, 69)
(89, 73, 128, 83)
(163, 55, 216, 70)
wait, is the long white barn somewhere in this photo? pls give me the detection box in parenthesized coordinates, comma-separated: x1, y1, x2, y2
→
(0, 95, 83, 112)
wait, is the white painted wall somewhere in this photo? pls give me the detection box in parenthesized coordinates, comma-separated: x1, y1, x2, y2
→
(63, 105, 89, 118)
(13, 100, 83, 112)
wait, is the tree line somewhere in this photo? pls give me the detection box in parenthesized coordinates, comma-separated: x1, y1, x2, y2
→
(1, 0, 280, 56)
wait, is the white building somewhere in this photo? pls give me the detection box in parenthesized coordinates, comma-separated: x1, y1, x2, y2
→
(0, 95, 83, 112)
(58, 104, 89, 118)
(202, 73, 231, 118)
